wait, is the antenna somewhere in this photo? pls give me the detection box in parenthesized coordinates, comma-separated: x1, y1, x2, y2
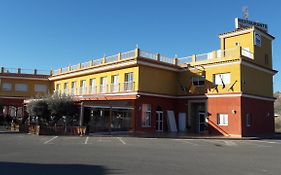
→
(242, 6, 249, 19)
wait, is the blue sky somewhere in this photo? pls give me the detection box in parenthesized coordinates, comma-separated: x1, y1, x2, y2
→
(0, 0, 280, 91)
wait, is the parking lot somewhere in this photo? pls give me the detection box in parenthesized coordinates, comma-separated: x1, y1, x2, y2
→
(1, 134, 281, 175)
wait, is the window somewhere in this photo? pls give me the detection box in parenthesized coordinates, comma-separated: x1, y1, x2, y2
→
(214, 73, 231, 86)
(89, 78, 96, 94)
(100, 77, 107, 93)
(2, 83, 12, 91)
(64, 83, 68, 94)
(55, 84, 61, 94)
(80, 80, 86, 94)
(111, 75, 119, 92)
(34, 84, 47, 93)
(15, 83, 28, 92)
(71, 82, 77, 95)
(191, 76, 205, 86)
(124, 72, 134, 91)
(246, 113, 252, 127)
(217, 114, 228, 126)
(265, 54, 269, 65)
(141, 104, 151, 127)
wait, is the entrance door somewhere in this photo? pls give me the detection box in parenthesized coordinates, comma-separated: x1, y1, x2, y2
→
(198, 112, 208, 133)
(156, 111, 164, 132)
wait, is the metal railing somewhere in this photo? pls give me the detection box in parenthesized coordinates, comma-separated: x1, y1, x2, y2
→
(92, 58, 103, 65)
(70, 64, 80, 71)
(99, 84, 108, 93)
(139, 50, 158, 60)
(1, 67, 50, 75)
(121, 50, 135, 59)
(160, 55, 174, 64)
(195, 53, 209, 62)
(54, 82, 135, 96)
(105, 54, 119, 63)
(81, 61, 92, 69)
(51, 47, 254, 76)
(177, 56, 193, 65)
(124, 82, 135, 91)
(110, 83, 120, 93)
(70, 88, 77, 95)
(79, 87, 87, 95)
(63, 88, 70, 95)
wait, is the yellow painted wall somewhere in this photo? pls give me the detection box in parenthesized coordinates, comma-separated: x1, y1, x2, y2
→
(53, 67, 139, 93)
(0, 78, 51, 97)
(253, 34, 273, 68)
(221, 29, 274, 69)
(205, 63, 241, 94)
(178, 63, 241, 95)
(222, 32, 254, 53)
(138, 65, 178, 95)
(241, 65, 273, 97)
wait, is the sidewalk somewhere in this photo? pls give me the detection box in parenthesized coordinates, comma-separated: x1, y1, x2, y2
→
(89, 131, 280, 140)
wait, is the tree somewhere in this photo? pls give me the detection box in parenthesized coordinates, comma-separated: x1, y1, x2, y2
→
(26, 94, 78, 126)
(46, 93, 77, 124)
(26, 99, 50, 125)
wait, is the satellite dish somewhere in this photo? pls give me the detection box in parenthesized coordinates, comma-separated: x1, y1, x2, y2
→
(242, 6, 249, 19)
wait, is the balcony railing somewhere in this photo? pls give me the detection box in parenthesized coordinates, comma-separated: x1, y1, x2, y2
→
(70, 88, 77, 95)
(89, 86, 97, 94)
(54, 82, 135, 96)
(99, 85, 108, 93)
(110, 83, 120, 93)
(124, 81, 134, 91)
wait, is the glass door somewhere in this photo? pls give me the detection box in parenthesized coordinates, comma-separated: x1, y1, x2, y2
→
(156, 111, 164, 132)
(198, 112, 208, 133)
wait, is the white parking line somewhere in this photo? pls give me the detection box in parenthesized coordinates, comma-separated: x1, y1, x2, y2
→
(84, 136, 89, 144)
(44, 136, 58, 144)
(117, 137, 126, 145)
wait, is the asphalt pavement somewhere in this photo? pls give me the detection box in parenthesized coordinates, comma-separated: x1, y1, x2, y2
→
(0, 133, 281, 175)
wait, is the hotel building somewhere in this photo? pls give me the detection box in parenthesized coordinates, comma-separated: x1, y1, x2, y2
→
(0, 20, 277, 137)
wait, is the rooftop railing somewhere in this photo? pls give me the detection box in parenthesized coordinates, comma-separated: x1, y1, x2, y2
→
(51, 47, 254, 76)
(177, 47, 251, 65)
(52, 49, 137, 76)
(0, 67, 50, 75)
(139, 50, 158, 60)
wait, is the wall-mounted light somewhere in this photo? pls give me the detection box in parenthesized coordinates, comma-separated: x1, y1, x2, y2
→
(267, 112, 271, 117)
(232, 110, 237, 114)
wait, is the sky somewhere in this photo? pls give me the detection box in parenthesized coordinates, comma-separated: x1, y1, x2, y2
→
(0, 0, 280, 91)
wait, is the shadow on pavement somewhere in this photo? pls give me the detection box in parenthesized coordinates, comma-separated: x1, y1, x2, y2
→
(0, 161, 119, 175)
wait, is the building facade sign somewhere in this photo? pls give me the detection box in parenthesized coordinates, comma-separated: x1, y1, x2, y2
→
(235, 18, 268, 32)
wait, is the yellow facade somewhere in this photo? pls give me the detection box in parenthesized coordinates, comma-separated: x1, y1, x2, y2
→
(1, 26, 276, 101)
(241, 65, 273, 97)
(138, 65, 178, 95)
(48, 27, 275, 99)
(53, 66, 139, 95)
(0, 76, 51, 98)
